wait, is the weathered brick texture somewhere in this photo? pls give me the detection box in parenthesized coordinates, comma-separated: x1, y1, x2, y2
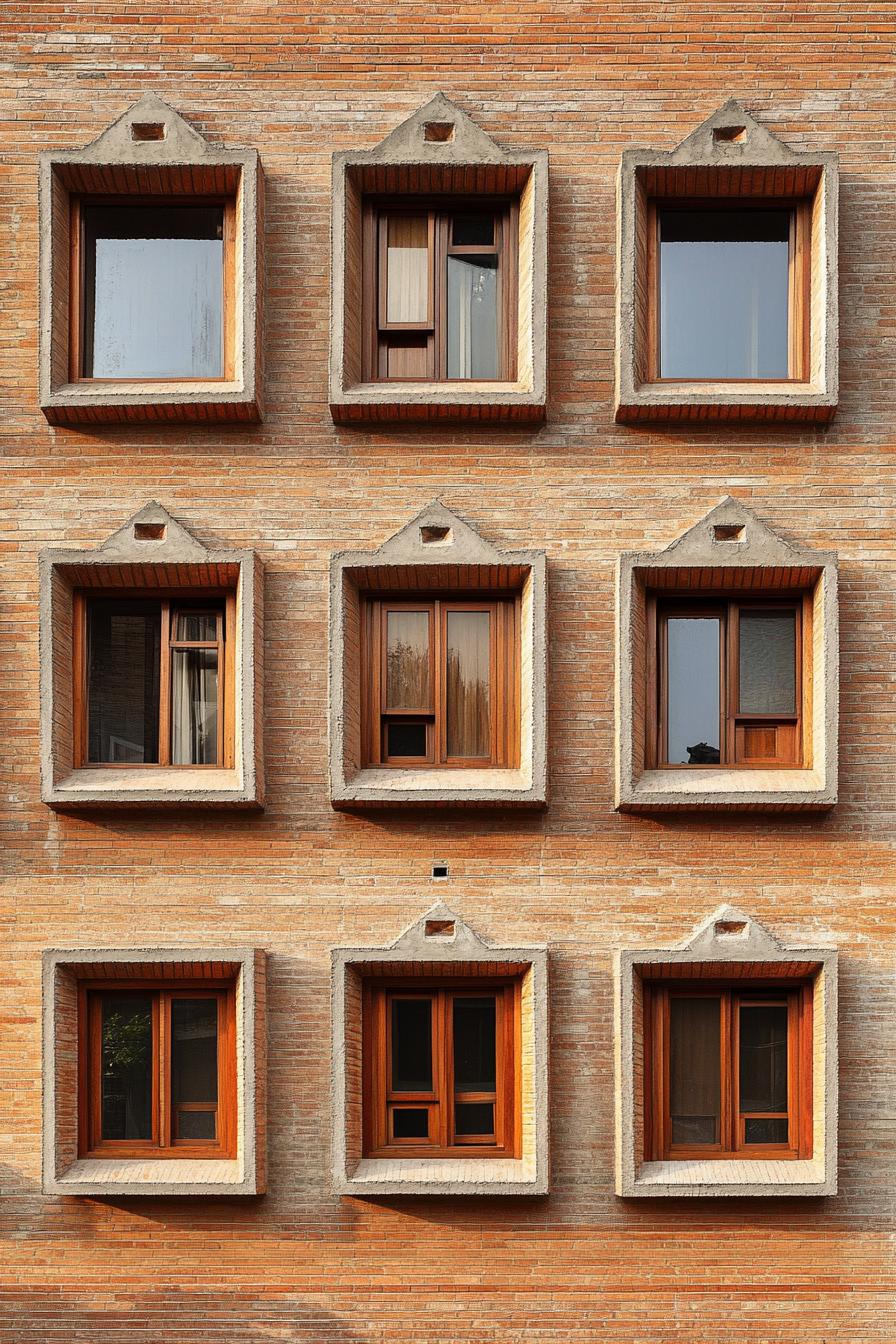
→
(1, 2, 895, 1341)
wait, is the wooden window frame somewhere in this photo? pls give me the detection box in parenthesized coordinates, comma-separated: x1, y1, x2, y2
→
(73, 588, 236, 770)
(359, 593, 520, 769)
(361, 196, 519, 384)
(362, 977, 521, 1160)
(643, 980, 813, 1162)
(68, 193, 237, 385)
(646, 591, 811, 769)
(77, 979, 237, 1161)
(645, 196, 812, 385)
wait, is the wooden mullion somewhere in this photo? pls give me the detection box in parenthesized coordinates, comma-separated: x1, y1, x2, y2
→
(69, 195, 84, 383)
(726, 602, 738, 764)
(157, 992, 168, 1149)
(222, 195, 236, 380)
(441, 990, 452, 1149)
(223, 590, 236, 770)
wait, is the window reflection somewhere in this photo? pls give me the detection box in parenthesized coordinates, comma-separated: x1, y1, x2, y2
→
(665, 617, 721, 764)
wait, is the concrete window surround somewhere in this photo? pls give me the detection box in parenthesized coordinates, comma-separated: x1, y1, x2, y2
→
(328, 501, 547, 808)
(39, 502, 265, 809)
(615, 99, 839, 424)
(615, 497, 838, 811)
(39, 94, 263, 425)
(331, 903, 549, 1196)
(42, 947, 267, 1197)
(614, 905, 838, 1198)
(329, 92, 548, 424)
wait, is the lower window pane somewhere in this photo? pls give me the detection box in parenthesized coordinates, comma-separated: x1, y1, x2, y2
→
(744, 1116, 789, 1145)
(666, 617, 721, 764)
(454, 1102, 495, 1137)
(87, 600, 161, 763)
(176, 1109, 217, 1141)
(100, 995, 153, 1141)
(170, 649, 219, 765)
(669, 996, 721, 1145)
(447, 255, 498, 379)
(385, 720, 428, 758)
(392, 1107, 429, 1140)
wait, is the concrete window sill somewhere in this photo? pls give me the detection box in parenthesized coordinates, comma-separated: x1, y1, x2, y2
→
(45, 1157, 254, 1198)
(43, 380, 260, 427)
(616, 382, 837, 426)
(333, 765, 544, 809)
(628, 1158, 830, 1198)
(337, 1156, 544, 1198)
(44, 767, 261, 809)
(620, 766, 834, 811)
(331, 380, 544, 425)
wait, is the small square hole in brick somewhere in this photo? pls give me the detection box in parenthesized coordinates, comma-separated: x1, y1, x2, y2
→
(712, 125, 747, 144)
(423, 121, 455, 143)
(714, 919, 748, 938)
(130, 122, 167, 142)
(420, 525, 452, 545)
(713, 523, 745, 543)
(134, 522, 167, 541)
(431, 863, 449, 879)
(425, 918, 455, 938)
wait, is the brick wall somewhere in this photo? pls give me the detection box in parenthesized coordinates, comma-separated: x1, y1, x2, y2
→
(2, 3, 895, 1340)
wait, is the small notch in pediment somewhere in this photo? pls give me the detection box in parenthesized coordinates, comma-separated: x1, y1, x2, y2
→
(420, 524, 452, 546)
(713, 522, 746, 543)
(714, 918, 748, 939)
(133, 521, 167, 541)
(130, 121, 166, 142)
(713, 124, 747, 145)
(423, 121, 455, 143)
(424, 918, 456, 939)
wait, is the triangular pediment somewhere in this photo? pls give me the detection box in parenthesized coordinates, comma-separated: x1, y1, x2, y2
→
(366, 93, 509, 165)
(667, 99, 803, 165)
(97, 502, 210, 561)
(74, 94, 213, 161)
(676, 905, 786, 957)
(369, 501, 507, 566)
(388, 902, 494, 955)
(656, 497, 830, 568)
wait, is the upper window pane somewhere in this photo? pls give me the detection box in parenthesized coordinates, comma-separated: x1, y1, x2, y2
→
(451, 214, 495, 247)
(665, 616, 720, 765)
(658, 208, 790, 380)
(385, 216, 430, 324)
(82, 203, 225, 379)
(669, 996, 721, 1146)
(100, 994, 153, 1141)
(445, 610, 490, 758)
(453, 996, 497, 1092)
(174, 612, 218, 642)
(738, 610, 797, 715)
(739, 1003, 788, 1114)
(391, 998, 433, 1092)
(87, 599, 161, 763)
(447, 256, 499, 379)
(385, 611, 431, 710)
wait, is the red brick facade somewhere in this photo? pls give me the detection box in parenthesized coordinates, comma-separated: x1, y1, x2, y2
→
(2, 4, 895, 1340)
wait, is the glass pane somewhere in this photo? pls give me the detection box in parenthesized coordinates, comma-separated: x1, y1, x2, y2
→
(739, 610, 797, 714)
(453, 997, 496, 1092)
(659, 208, 791, 379)
(392, 1108, 429, 1139)
(386, 217, 429, 323)
(170, 649, 219, 765)
(445, 610, 490, 758)
(391, 999, 432, 1092)
(84, 204, 224, 378)
(174, 612, 218, 642)
(176, 1110, 217, 1141)
(87, 600, 161, 763)
(100, 995, 153, 1140)
(739, 1004, 788, 1113)
(386, 611, 431, 709)
(455, 1102, 495, 1137)
(447, 255, 498, 379)
(385, 720, 428, 758)
(666, 617, 720, 764)
(452, 214, 495, 247)
(744, 1116, 789, 1145)
(669, 996, 721, 1146)
(171, 998, 218, 1106)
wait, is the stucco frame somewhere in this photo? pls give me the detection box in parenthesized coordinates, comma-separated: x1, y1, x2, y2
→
(615, 99, 839, 423)
(331, 903, 549, 1196)
(329, 92, 548, 424)
(39, 502, 265, 808)
(329, 500, 547, 808)
(42, 946, 267, 1197)
(615, 497, 838, 810)
(614, 905, 838, 1198)
(39, 94, 263, 425)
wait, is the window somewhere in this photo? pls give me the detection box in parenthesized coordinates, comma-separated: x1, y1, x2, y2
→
(363, 203, 517, 382)
(643, 981, 813, 1161)
(360, 597, 519, 768)
(78, 982, 237, 1159)
(648, 595, 807, 767)
(75, 594, 234, 768)
(648, 203, 810, 382)
(362, 980, 519, 1159)
(71, 198, 234, 382)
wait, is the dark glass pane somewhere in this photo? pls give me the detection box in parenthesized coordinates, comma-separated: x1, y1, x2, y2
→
(451, 214, 495, 247)
(386, 611, 431, 709)
(666, 617, 721, 764)
(174, 612, 218, 641)
(455, 1102, 495, 1137)
(659, 208, 791, 379)
(447, 255, 498, 379)
(176, 1110, 217, 1141)
(385, 720, 428, 758)
(445, 611, 490, 757)
(87, 600, 161, 763)
(83, 204, 224, 378)
(385, 216, 429, 323)
(100, 995, 153, 1140)
(453, 996, 496, 1092)
(739, 1004, 788, 1113)
(392, 1107, 429, 1139)
(669, 996, 721, 1146)
(170, 649, 219, 765)
(738, 610, 797, 714)
(744, 1116, 789, 1145)
(391, 999, 432, 1092)
(171, 998, 218, 1106)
